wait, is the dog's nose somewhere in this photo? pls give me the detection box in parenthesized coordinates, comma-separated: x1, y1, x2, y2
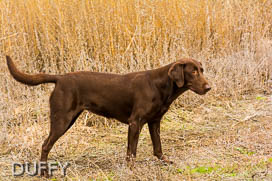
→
(204, 84, 211, 92)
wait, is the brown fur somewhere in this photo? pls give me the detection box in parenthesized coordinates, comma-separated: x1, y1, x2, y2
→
(6, 55, 211, 176)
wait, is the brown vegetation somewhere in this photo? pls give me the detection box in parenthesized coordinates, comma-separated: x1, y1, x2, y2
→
(0, 0, 272, 180)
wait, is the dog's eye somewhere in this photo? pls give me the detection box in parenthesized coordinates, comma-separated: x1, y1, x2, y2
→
(192, 70, 198, 75)
(200, 68, 204, 73)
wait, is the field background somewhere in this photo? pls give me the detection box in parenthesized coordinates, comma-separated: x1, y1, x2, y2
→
(0, 0, 272, 180)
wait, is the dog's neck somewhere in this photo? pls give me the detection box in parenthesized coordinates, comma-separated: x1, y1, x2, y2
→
(150, 63, 188, 105)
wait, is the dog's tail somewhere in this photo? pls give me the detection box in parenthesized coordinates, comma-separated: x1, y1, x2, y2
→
(6, 56, 58, 86)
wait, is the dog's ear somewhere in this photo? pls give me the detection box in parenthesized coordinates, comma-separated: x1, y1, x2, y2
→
(168, 60, 188, 87)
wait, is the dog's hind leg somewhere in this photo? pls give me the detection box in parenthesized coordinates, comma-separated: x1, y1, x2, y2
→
(40, 88, 82, 177)
(40, 110, 82, 177)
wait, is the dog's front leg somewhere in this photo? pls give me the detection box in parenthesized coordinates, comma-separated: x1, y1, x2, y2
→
(126, 120, 143, 164)
(148, 121, 173, 164)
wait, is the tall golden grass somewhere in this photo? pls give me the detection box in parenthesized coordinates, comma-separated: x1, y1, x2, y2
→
(1, 0, 272, 96)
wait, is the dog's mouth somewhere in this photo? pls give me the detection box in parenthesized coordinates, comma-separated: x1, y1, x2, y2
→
(187, 82, 211, 95)
(188, 86, 208, 95)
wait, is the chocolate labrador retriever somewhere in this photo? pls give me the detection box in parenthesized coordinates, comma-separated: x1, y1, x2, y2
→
(6, 56, 211, 176)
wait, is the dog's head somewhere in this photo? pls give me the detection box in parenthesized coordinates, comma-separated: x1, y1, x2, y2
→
(168, 59, 211, 95)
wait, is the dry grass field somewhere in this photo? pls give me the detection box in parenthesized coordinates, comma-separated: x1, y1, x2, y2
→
(0, 0, 272, 180)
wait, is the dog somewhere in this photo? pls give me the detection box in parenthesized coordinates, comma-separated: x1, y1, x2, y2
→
(6, 55, 211, 176)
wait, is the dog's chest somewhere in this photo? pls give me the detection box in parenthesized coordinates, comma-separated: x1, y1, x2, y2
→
(145, 102, 170, 120)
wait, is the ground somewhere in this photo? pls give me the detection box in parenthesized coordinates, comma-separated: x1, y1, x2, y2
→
(0, 93, 272, 180)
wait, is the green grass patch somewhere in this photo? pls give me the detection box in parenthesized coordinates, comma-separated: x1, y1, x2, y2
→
(191, 166, 215, 174)
(256, 96, 266, 100)
(235, 147, 255, 156)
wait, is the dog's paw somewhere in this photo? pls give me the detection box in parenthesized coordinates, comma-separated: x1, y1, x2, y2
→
(126, 155, 136, 169)
(40, 169, 49, 178)
(160, 155, 174, 165)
